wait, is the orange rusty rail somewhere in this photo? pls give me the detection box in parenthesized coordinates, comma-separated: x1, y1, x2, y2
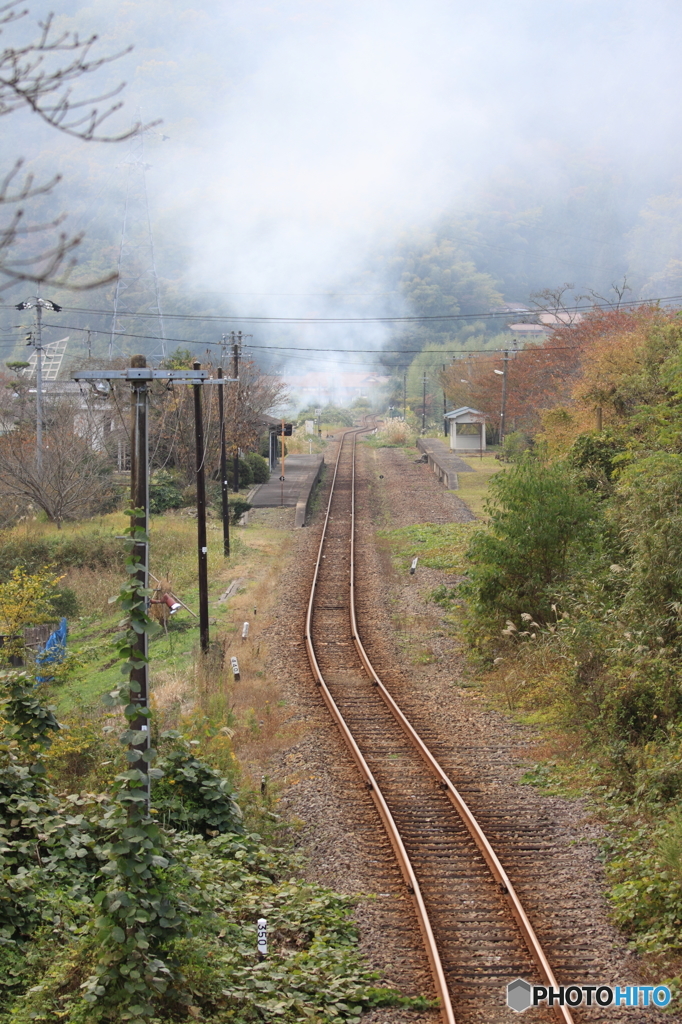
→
(305, 425, 573, 1024)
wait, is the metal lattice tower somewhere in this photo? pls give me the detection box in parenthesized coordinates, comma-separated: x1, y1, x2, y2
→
(109, 123, 167, 361)
(23, 337, 69, 380)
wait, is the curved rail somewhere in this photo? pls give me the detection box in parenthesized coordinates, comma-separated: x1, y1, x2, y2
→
(304, 428, 455, 1024)
(306, 427, 574, 1024)
(348, 430, 573, 1024)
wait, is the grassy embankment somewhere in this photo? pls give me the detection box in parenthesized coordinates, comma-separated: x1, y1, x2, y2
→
(5, 511, 294, 757)
(370, 428, 682, 997)
(0, 508, 436, 1022)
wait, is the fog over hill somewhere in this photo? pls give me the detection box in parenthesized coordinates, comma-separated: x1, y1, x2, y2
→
(3, 0, 682, 377)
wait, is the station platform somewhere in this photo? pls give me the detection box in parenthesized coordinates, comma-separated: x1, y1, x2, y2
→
(416, 437, 475, 489)
(249, 454, 325, 526)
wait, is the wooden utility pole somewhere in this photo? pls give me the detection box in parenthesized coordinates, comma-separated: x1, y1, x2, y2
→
(500, 349, 509, 444)
(217, 367, 230, 557)
(193, 361, 210, 653)
(232, 339, 240, 492)
(595, 406, 603, 432)
(442, 363, 447, 435)
(129, 354, 150, 798)
(422, 373, 427, 433)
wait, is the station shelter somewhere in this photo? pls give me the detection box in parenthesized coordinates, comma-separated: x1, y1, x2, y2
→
(444, 407, 487, 453)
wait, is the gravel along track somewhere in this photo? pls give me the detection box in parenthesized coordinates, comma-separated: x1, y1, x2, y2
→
(265, 434, 679, 1024)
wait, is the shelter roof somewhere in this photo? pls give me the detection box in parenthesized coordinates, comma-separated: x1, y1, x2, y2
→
(444, 406, 486, 420)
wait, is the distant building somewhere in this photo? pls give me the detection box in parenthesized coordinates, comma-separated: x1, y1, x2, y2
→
(444, 406, 486, 452)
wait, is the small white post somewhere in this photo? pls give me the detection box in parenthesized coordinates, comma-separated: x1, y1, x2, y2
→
(242, 621, 250, 640)
(231, 656, 240, 680)
(410, 557, 418, 575)
(257, 917, 267, 957)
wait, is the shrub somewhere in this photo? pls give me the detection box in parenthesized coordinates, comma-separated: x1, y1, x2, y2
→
(0, 533, 123, 576)
(149, 469, 184, 513)
(615, 453, 682, 637)
(229, 499, 252, 523)
(500, 430, 532, 463)
(154, 737, 243, 837)
(568, 429, 626, 492)
(49, 585, 79, 618)
(465, 459, 602, 624)
(226, 457, 253, 489)
(243, 451, 269, 483)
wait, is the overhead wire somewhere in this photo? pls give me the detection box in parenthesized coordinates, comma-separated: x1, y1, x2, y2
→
(4, 292, 682, 325)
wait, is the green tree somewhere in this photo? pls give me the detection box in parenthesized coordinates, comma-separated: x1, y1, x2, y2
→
(465, 459, 602, 623)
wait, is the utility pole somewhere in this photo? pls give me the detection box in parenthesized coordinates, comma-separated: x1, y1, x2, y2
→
(442, 364, 447, 436)
(72, 360, 231, 807)
(129, 354, 150, 803)
(34, 302, 43, 472)
(217, 367, 230, 557)
(422, 374, 426, 432)
(193, 361, 210, 653)
(15, 297, 61, 473)
(232, 337, 240, 493)
(280, 419, 286, 506)
(500, 349, 509, 444)
(403, 370, 407, 420)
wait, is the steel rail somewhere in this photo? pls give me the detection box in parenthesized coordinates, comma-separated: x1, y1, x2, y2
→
(347, 429, 574, 1024)
(304, 427, 456, 1024)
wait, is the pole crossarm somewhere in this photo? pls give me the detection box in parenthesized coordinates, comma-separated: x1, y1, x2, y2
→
(72, 369, 237, 382)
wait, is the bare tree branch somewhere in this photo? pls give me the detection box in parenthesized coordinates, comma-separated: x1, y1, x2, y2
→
(0, 2, 158, 290)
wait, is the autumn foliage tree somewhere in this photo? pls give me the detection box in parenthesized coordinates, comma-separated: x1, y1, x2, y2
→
(147, 354, 286, 485)
(440, 304, 672, 438)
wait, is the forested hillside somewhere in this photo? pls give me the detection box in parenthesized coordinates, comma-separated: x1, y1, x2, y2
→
(452, 305, 682, 974)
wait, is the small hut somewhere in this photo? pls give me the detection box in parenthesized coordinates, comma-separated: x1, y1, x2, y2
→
(444, 407, 486, 453)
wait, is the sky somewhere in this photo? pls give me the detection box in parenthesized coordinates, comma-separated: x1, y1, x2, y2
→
(4, 0, 682, 382)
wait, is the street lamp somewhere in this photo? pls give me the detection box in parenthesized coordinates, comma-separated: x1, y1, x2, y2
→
(15, 298, 62, 472)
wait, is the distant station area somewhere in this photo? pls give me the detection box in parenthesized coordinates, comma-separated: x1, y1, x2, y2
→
(416, 437, 474, 490)
(249, 453, 325, 527)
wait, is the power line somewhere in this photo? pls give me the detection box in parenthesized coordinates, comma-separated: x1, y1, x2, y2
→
(37, 321, 590, 357)
(4, 292, 682, 325)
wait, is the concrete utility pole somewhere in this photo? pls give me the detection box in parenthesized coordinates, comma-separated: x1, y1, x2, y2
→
(15, 297, 61, 473)
(403, 370, 407, 420)
(217, 367, 230, 557)
(192, 361, 210, 653)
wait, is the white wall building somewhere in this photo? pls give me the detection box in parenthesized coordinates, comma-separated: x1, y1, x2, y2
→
(444, 407, 487, 452)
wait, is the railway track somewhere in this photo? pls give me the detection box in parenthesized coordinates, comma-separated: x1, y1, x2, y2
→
(304, 427, 573, 1024)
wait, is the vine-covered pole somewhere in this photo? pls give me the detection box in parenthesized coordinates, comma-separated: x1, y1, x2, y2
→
(129, 354, 151, 798)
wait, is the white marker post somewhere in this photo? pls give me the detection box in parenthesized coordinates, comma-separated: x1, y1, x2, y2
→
(231, 656, 240, 680)
(242, 621, 250, 640)
(257, 917, 267, 958)
(410, 557, 418, 575)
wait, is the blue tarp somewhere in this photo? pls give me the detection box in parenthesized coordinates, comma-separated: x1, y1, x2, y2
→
(36, 617, 68, 682)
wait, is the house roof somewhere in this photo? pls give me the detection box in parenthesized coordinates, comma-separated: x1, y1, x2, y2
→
(444, 406, 486, 420)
